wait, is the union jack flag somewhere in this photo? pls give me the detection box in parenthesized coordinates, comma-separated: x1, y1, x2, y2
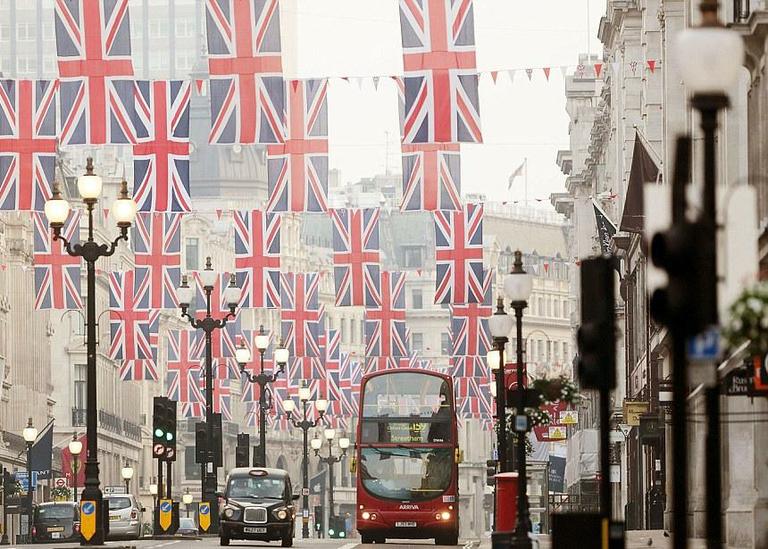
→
(434, 203, 484, 305)
(400, 144, 461, 211)
(132, 80, 192, 212)
(322, 329, 343, 408)
(33, 211, 82, 310)
(271, 375, 293, 430)
(119, 310, 160, 381)
(288, 357, 325, 398)
(55, 0, 136, 145)
(450, 355, 489, 379)
(234, 210, 281, 309)
(280, 272, 321, 358)
(166, 330, 205, 407)
(339, 354, 362, 416)
(236, 330, 277, 402)
(108, 271, 154, 362)
(331, 208, 381, 307)
(132, 212, 182, 310)
(454, 375, 481, 399)
(195, 376, 232, 421)
(399, 350, 432, 370)
(450, 269, 493, 355)
(203, 358, 240, 380)
(364, 271, 408, 357)
(191, 271, 241, 358)
(365, 357, 401, 374)
(266, 80, 329, 212)
(206, 0, 285, 144)
(0, 80, 57, 211)
(458, 395, 491, 418)
(399, 0, 482, 143)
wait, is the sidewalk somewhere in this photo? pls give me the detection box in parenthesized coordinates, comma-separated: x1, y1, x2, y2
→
(475, 531, 708, 549)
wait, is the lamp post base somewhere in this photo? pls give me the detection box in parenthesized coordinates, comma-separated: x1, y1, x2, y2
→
(491, 531, 513, 549)
(510, 529, 533, 549)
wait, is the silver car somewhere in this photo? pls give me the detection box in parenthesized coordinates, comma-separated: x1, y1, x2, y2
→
(105, 494, 144, 540)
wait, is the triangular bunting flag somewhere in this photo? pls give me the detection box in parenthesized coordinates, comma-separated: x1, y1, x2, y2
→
(373, 76, 380, 90)
(576, 64, 585, 77)
(629, 61, 638, 75)
(594, 63, 603, 78)
(291, 80, 300, 92)
(525, 68, 533, 81)
(647, 60, 656, 73)
(611, 62, 621, 74)
(195, 79, 204, 94)
(542, 67, 551, 81)
(491, 71, 499, 84)
(559, 66, 569, 79)
(215, 208, 223, 220)
(507, 69, 517, 84)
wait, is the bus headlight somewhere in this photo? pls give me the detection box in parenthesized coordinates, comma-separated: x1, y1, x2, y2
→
(361, 511, 371, 520)
(441, 511, 451, 521)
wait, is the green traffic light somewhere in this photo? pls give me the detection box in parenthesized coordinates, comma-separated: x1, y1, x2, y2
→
(166, 432, 174, 442)
(154, 428, 164, 438)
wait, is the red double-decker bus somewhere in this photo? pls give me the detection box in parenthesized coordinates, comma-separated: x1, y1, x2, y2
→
(354, 369, 460, 545)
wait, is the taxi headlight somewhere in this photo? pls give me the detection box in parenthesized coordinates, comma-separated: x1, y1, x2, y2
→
(223, 507, 239, 520)
(361, 511, 371, 520)
(274, 508, 288, 520)
(441, 511, 451, 520)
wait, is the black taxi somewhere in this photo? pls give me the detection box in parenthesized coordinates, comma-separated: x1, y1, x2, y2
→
(219, 467, 298, 547)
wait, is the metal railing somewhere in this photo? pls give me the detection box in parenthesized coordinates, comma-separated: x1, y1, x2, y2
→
(71, 408, 141, 441)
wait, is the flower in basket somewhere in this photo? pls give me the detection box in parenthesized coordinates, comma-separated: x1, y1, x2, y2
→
(51, 485, 71, 500)
(723, 282, 768, 357)
(532, 375, 580, 405)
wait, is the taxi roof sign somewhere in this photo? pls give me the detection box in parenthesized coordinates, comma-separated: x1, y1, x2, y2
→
(249, 469, 268, 477)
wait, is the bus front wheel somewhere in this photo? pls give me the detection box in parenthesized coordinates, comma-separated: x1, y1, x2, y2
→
(436, 534, 458, 546)
(361, 534, 374, 544)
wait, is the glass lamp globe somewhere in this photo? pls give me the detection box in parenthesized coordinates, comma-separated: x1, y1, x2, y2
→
(224, 275, 240, 307)
(282, 399, 296, 413)
(486, 350, 501, 371)
(490, 382, 497, 398)
(310, 437, 322, 451)
(298, 385, 311, 402)
(274, 346, 290, 365)
(676, 26, 743, 96)
(149, 484, 158, 495)
(316, 399, 328, 412)
(121, 466, 134, 481)
(235, 343, 251, 365)
(77, 158, 103, 200)
(200, 258, 218, 288)
(324, 428, 336, 441)
(504, 270, 533, 303)
(339, 437, 350, 450)
(177, 276, 194, 306)
(182, 493, 193, 505)
(68, 437, 82, 456)
(255, 327, 270, 352)
(488, 297, 514, 338)
(22, 419, 37, 443)
(44, 186, 70, 226)
(111, 180, 137, 226)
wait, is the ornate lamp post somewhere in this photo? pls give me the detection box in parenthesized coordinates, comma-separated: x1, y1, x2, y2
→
(120, 464, 133, 496)
(177, 257, 240, 535)
(236, 326, 288, 467)
(23, 419, 37, 543)
(503, 251, 534, 549)
(283, 383, 328, 539)
(311, 429, 349, 537)
(487, 298, 514, 473)
(69, 435, 82, 504)
(45, 158, 137, 545)
(182, 490, 193, 518)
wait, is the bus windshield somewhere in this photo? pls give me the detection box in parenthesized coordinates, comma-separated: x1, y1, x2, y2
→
(362, 372, 452, 419)
(359, 446, 453, 502)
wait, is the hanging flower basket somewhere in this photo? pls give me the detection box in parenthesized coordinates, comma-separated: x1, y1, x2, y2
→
(722, 282, 768, 357)
(51, 486, 71, 501)
(532, 375, 580, 405)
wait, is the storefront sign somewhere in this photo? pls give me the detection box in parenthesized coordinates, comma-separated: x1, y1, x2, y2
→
(622, 400, 649, 426)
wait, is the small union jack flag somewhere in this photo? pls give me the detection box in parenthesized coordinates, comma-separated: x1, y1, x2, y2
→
(191, 272, 241, 358)
(132, 80, 192, 212)
(166, 330, 205, 408)
(0, 79, 57, 211)
(280, 272, 321, 358)
(108, 271, 154, 362)
(288, 357, 325, 398)
(205, 0, 285, 144)
(331, 208, 381, 307)
(364, 271, 408, 357)
(434, 203, 484, 305)
(399, 0, 482, 143)
(196, 375, 232, 421)
(266, 80, 329, 212)
(322, 329, 343, 408)
(32, 211, 82, 310)
(450, 270, 493, 355)
(365, 357, 401, 374)
(400, 144, 461, 212)
(132, 212, 182, 310)
(234, 210, 281, 309)
(203, 358, 240, 380)
(450, 355, 489, 379)
(119, 310, 160, 381)
(55, 0, 136, 145)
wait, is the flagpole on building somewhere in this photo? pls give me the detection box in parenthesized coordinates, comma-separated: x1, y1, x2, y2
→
(524, 158, 528, 206)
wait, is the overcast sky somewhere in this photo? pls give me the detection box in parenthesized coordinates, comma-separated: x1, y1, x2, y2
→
(282, 0, 604, 208)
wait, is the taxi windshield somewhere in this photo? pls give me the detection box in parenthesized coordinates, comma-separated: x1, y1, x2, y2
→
(227, 476, 285, 499)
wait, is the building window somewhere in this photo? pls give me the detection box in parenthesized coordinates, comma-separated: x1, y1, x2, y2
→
(74, 364, 87, 410)
(554, 299, 560, 318)
(17, 56, 34, 74)
(441, 332, 451, 354)
(175, 19, 194, 37)
(185, 238, 199, 271)
(403, 246, 424, 268)
(412, 333, 424, 352)
(17, 23, 35, 41)
(148, 19, 168, 38)
(563, 342, 569, 362)
(537, 341, 544, 362)
(341, 318, 348, 344)
(546, 341, 551, 362)
(412, 289, 423, 309)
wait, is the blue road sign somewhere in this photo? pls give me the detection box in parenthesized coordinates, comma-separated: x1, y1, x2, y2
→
(199, 503, 210, 514)
(160, 501, 172, 512)
(82, 502, 95, 515)
(16, 471, 38, 491)
(688, 326, 721, 361)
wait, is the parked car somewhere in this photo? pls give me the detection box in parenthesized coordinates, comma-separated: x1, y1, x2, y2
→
(105, 494, 144, 540)
(32, 502, 80, 542)
(219, 467, 298, 547)
(177, 517, 198, 536)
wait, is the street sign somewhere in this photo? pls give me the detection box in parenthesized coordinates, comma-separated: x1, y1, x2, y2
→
(687, 326, 720, 362)
(159, 499, 173, 531)
(301, 488, 309, 496)
(103, 485, 126, 495)
(16, 471, 38, 492)
(80, 500, 96, 541)
(54, 477, 67, 488)
(198, 502, 211, 532)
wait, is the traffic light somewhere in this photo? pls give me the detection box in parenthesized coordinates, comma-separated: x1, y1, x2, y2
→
(236, 434, 250, 468)
(153, 396, 172, 459)
(195, 421, 207, 464)
(211, 413, 223, 467)
(165, 399, 177, 461)
(328, 515, 347, 539)
(577, 257, 616, 390)
(486, 459, 497, 487)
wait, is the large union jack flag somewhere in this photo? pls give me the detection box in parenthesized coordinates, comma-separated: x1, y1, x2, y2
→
(132, 212, 182, 310)
(234, 210, 281, 309)
(434, 203, 484, 305)
(33, 211, 82, 310)
(400, 143, 461, 211)
(331, 208, 381, 307)
(266, 80, 329, 212)
(322, 329, 343, 409)
(119, 310, 160, 381)
(108, 271, 154, 362)
(191, 271, 241, 358)
(288, 357, 325, 400)
(399, 0, 481, 143)
(364, 271, 409, 357)
(206, 0, 285, 144)
(450, 269, 493, 355)
(450, 355, 489, 379)
(132, 80, 192, 212)
(166, 329, 205, 408)
(55, 0, 136, 145)
(338, 353, 360, 417)
(193, 375, 232, 421)
(280, 272, 321, 358)
(0, 80, 57, 211)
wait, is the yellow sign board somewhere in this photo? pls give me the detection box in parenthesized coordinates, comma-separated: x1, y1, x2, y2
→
(80, 500, 97, 541)
(548, 426, 566, 440)
(623, 400, 649, 426)
(198, 502, 211, 532)
(159, 499, 173, 532)
(560, 410, 579, 425)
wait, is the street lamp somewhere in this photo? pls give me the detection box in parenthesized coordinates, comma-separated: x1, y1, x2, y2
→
(503, 250, 533, 549)
(237, 326, 288, 467)
(284, 382, 328, 539)
(23, 418, 37, 543)
(178, 257, 240, 535)
(182, 490, 193, 518)
(45, 158, 137, 545)
(120, 464, 134, 496)
(312, 430, 349, 538)
(488, 298, 514, 474)
(69, 434, 82, 504)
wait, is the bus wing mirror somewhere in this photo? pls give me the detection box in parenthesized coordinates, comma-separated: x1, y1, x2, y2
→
(292, 494, 300, 501)
(455, 448, 464, 464)
(349, 457, 357, 474)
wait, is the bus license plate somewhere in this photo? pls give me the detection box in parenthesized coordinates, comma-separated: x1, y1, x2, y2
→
(395, 521, 417, 528)
(244, 527, 267, 534)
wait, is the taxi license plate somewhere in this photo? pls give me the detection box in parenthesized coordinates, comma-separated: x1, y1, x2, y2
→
(244, 527, 267, 534)
(47, 527, 64, 532)
(395, 521, 417, 528)
(109, 515, 120, 521)
(51, 533, 61, 539)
